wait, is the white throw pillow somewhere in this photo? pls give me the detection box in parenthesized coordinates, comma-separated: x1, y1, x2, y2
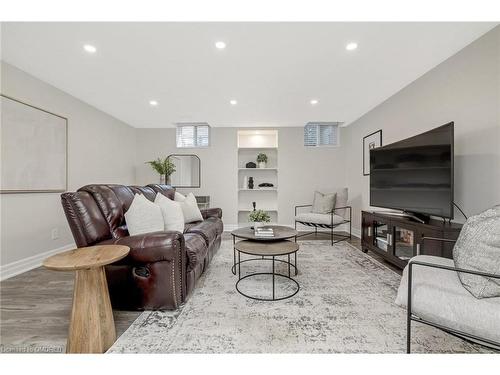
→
(175, 192, 203, 223)
(174, 191, 186, 202)
(154, 193, 185, 233)
(312, 191, 337, 214)
(453, 205, 500, 298)
(124, 194, 164, 236)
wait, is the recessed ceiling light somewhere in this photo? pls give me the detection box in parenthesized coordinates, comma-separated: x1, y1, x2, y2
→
(149, 100, 158, 106)
(215, 41, 226, 49)
(83, 44, 97, 53)
(346, 42, 358, 51)
(310, 99, 319, 105)
(230, 99, 238, 105)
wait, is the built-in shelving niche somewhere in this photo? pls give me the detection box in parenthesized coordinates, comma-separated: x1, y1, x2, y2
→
(237, 130, 278, 227)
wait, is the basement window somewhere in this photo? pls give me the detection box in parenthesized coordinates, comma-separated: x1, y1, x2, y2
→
(176, 123, 210, 148)
(304, 122, 340, 147)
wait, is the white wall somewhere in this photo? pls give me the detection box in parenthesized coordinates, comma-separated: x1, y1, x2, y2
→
(344, 26, 500, 231)
(135, 127, 348, 228)
(2, 25, 498, 277)
(0, 62, 136, 273)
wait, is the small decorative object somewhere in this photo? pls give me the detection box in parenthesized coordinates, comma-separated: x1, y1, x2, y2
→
(145, 157, 176, 184)
(363, 130, 382, 176)
(252, 201, 256, 211)
(257, 153, 268, 168)
(249, 209, 271, 231)
(248, 177, 254, 189)
(258, 182, 274, 188)
(246, 162, 256, 168)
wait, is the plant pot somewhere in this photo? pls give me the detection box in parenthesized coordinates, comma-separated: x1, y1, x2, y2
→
(258, 162, 267, 169)
(160, 174, 166, 184)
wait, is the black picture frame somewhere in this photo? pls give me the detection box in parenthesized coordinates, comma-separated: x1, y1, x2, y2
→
(363, 129, 382, 176)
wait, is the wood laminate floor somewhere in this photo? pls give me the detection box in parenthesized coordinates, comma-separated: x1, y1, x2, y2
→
(0, 231, 398, 353)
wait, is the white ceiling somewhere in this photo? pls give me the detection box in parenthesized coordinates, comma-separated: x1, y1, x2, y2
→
(1, 22, 497, 128)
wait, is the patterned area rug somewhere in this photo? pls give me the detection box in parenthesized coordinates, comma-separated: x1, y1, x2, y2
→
(109, 239, 487, 353)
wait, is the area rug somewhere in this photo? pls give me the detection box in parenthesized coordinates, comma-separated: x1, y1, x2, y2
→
(109, 239, 488, 353)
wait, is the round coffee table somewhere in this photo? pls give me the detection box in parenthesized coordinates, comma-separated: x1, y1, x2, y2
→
(43, 245, 129, 353)
(234, 240, 300, 301)
(231, 226, 300, 301)
(231, 225, 298, 275)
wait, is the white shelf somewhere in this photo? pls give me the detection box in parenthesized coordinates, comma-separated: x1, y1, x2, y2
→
(237, 147, 278, 150)
(238, 168, 278, 171)
(237, 130, 278, 223)
(238, 188, 277, 191)
(238, 208, 278, 212)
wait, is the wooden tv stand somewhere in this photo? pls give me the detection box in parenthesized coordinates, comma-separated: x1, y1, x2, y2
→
(361, 211, 462, 269)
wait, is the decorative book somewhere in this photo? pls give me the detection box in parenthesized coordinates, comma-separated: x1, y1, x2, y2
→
(255, 227, 274, 237)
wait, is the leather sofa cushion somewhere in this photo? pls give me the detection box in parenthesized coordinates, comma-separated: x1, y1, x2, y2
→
(184, 233, 208, 272)
(204, 216, 223, 236)
(79, 185, 128, 239)
(147, 184, 176, 200)
(185, 217, 222, 246)
(184, 222, 201, 233)
(130, 186, 157, 202)
(61, 191, 111, 247)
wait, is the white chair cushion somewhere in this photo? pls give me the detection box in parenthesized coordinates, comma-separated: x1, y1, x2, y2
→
(175, 192, 203, 223)
(154, 193, 184, 233)
(124, 194, 164, 236)
(295, 212, 346, 226)
(396, 255, 500, 345)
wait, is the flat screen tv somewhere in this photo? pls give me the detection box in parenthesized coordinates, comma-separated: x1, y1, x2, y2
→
(370, 122, 454, 219)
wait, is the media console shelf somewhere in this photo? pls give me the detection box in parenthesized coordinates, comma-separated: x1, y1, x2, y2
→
(361, 211, 462, 269)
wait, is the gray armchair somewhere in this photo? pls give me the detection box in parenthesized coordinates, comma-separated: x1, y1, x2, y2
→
(396, 237, 500, 353)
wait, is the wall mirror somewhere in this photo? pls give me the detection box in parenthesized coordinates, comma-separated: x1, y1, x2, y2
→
(167, 154, 201, 188)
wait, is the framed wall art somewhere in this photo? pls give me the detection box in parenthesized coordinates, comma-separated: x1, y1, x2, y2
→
(362, 129, 382, 176)
(1, 94, 68, 193)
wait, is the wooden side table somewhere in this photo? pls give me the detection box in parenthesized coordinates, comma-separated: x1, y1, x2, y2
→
(43, 245, 129, 353)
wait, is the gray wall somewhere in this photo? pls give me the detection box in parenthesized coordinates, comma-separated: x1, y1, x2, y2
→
(1, 62, 137, 267)
(135, 126, 348, 228)
(344, 26, 500, 232)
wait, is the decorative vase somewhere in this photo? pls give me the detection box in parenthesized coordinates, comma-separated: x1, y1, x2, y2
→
(248, 177, 254, 189)
(160, 174, 166, 184)
(258, 161, 266, 169)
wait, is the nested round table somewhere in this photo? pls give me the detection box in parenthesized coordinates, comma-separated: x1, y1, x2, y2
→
(231, 225, 299, 276)
(232, 227, 300, 301)
(43, 245, 129, 353)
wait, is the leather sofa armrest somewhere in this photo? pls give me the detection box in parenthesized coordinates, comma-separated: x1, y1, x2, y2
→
(98, 231, 185, 264)
(201, 207, 222, 220)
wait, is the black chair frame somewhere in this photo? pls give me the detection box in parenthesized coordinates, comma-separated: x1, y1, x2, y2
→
(407, 236, 500, 353)
(294, 205, 352, 245)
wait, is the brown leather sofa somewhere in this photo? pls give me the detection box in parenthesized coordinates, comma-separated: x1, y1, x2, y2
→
(60, 184, 223, 310)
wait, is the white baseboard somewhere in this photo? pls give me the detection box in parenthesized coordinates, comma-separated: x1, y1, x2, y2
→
(0, 243, 75, 281)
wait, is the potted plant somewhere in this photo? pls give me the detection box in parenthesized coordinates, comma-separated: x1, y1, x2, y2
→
(256, 153, 268, 168)
(248, 209, 271, 230)
(145, 157, 176, 184)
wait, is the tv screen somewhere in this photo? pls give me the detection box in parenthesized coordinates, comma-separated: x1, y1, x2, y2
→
(370, 122, 454, 219)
